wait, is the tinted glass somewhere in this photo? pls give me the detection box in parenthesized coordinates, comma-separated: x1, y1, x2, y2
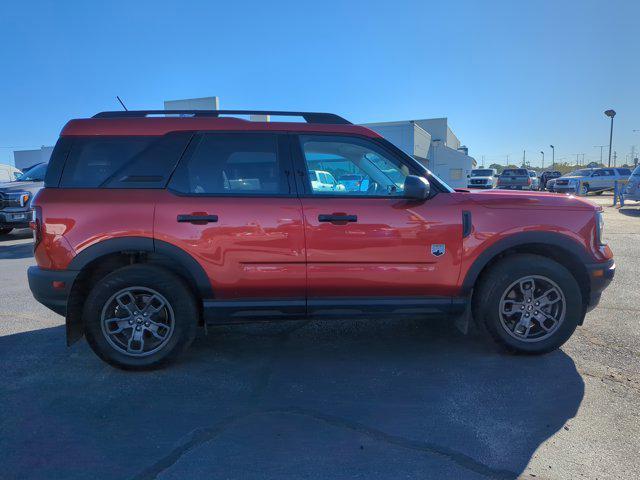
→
(616, 168, 631, 176)
(471, 169, 493, 176)
(60, 137, 154, 187)
(299, 135, 410, 196)
(170, 133, 287, 195)
(501, 169, 528, 176)
(16, 163, 47, 181)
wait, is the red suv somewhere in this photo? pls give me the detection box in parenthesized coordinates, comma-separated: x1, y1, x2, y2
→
(28, 110, 615, 369)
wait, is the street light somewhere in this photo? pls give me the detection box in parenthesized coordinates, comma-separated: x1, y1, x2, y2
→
(550, 145, 555, 169)
(604, 109, 616, 167)
(540, 151, 544, 169)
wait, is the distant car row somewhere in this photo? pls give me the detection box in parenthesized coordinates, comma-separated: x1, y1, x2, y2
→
(467, 166, 639, 197)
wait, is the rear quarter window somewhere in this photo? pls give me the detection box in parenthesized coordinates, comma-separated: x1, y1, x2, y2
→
(57, 133, 192, 188)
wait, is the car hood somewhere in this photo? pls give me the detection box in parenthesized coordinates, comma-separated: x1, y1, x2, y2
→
(0, 181, 44, 194)
(465, 189, 597, 211)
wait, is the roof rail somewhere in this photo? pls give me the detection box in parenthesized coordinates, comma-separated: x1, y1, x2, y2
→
(92, 110, 351, 125)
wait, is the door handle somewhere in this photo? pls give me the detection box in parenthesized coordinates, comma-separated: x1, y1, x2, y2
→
(177, 214, 219, 224)
(318, 214, 358, 223)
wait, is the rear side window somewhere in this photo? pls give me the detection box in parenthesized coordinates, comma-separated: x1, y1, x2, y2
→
(616, 168, 631, 176)
(169, 133, 290, 195)
(58, 133, 192, 188)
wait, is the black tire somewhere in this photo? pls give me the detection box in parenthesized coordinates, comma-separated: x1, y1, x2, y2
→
(83, 264, 198, 370)
(581, 183, 589, 195)
(0, 227, 13, 236)
(473, 254, 583, 354)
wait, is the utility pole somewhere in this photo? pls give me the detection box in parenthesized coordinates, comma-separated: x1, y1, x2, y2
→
(605, 109, 616, 167)
(593, 145, 607, 165)
(522, 150, 526, 167)
(540, 151, 545, 169)
(550, 145, 555, 169)
(613, 150, 617, 167)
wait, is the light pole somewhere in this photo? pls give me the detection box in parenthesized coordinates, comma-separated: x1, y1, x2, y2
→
(540, 151, 544, 169)
(550, 145, 555, 169)
(605, 109, 616, 167)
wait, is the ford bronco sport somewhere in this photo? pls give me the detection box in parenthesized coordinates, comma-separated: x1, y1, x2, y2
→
(28, 110, 615, 369)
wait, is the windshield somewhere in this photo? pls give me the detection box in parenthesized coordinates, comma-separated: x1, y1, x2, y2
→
(15, 163, 47, 181)
(471, 169, 493, 177)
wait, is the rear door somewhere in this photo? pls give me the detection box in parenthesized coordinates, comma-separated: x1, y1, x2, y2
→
(292, 133, 462, 309)
(155, 132, 306, 317)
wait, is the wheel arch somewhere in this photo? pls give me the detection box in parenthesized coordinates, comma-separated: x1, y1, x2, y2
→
(65, 236, 212, 345)
(462, 232, 592, 314)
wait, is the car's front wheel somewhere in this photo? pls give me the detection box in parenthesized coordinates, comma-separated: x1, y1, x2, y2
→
(473, 254, 583, 354)
(83, 264, 198, 370)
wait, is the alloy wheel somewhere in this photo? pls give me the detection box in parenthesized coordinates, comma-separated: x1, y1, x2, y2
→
(498, 275, 566, 342)
(100, 287, 175, 357)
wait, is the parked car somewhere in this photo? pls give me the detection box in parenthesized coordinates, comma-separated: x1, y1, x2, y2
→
(554, 168, 632, 195)
(308, 170, 345, 192)
(0, 164, 22, 183)
(0, 162, 47, 235)
(496, 168, 533, 190)
(338, 174, 365, 192)
(467, 168, 497, 189)
(528, 170, 540, 190)
(540, 171, 561, 191)
(28, 109, 614, 369)
(624, 164, 640, 201)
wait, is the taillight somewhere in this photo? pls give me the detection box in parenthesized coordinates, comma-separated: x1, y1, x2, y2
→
(30, 206, 42, 249)
(527, 178, 532, 185)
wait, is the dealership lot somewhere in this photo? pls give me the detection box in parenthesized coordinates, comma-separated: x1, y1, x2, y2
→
(0, 196, 638, 480)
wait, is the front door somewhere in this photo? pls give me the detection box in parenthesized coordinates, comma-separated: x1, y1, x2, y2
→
(292, 134, 462, 306)
(155, 132, 306, 318)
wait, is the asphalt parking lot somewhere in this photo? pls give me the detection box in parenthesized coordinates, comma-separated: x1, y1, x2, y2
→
(1, 196, 639, 480)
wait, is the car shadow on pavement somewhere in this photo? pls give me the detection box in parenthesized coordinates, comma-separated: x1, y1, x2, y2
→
(0, 242, 33, 259)
(0, 228, 33, 241)
(0, 318, 584, 480)
(618, 206, 640, 217)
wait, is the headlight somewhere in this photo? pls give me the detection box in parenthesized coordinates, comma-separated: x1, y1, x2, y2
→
(596, 211, 606, 245)
(7, 192, 30, 207)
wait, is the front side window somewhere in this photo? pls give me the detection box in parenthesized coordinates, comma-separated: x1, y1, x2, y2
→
(170, 133, 288, 195)
(299, 135, 410, 196)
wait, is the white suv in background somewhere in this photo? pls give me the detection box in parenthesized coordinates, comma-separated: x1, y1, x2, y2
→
(554, 167, 632, 195)
(467, 168, 497, 189)
(625, 165, 640, 201)
(308, 170, 346, 192)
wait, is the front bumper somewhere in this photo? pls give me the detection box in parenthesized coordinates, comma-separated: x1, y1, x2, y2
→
(27, 266, 79, 317)
(467, 184, 493, 189)
(0, 209, 31, 229)
(497, 185, 531, 190)
(585, 259, 615, 312)
(554, 185, 577, 193)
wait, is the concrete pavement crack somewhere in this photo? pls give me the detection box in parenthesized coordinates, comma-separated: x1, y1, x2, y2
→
(132, 407, 518, 480)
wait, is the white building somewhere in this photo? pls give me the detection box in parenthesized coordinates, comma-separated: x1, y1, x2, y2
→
(14, 146, 54, 170)
(362, 118, 476, 188)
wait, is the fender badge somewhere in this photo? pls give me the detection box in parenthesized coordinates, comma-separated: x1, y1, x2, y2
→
(431, 244, 445, 257)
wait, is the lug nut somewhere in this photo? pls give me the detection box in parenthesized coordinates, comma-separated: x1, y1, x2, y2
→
(128, 320, 133, 325)
(145, 321, 150, 327)
(136, 326, 141, 331)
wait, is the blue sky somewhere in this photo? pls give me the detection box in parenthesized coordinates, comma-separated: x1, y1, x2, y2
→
(1, 0, 638, 167)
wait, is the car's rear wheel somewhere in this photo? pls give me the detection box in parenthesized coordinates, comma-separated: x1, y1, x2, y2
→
(473, 254, 583, 354)
(84, 264, 198, 370)
(0, 227, 13, 236)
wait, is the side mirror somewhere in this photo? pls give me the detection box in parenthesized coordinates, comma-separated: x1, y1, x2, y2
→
(404, 175, 430, 200)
